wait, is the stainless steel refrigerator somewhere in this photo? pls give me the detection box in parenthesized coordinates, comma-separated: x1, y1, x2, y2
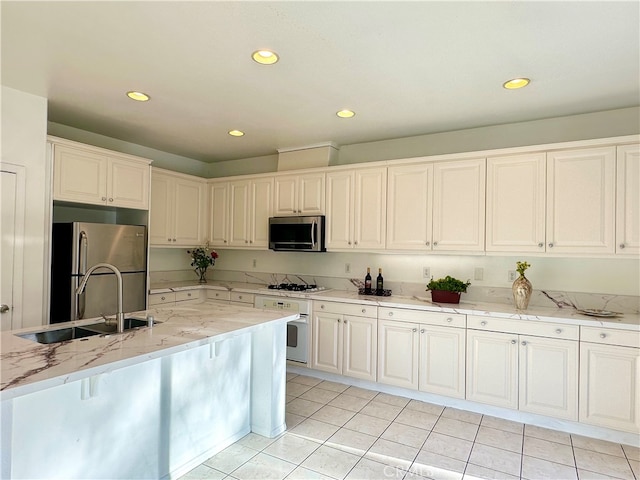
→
(50, 222, 147, 324)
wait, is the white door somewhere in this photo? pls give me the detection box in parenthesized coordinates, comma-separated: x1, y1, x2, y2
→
(419, 325, 466, 398)
(1, 165, 25, 331)
(343, 315, 377, 381)
(616, 144, 640, 254)
(108, 158, 150, 209)
(377, 319, 419, 389)
(149, 172, 174, 245)
(53, 144, 108, 205)
(519, 335, 578, 420)
(353, 168, 387, 249)
(209, 182, 229, 247)
(250, 177, 273, 248)
(298, 173, 325, 214)
(273, 175, 298, 216)
(228, 180, 251, 247)
(311, 311, 342, 374)
(466, 329, 518, 409)
(325, 171, 354, 249)
(174, 178, 206, 246)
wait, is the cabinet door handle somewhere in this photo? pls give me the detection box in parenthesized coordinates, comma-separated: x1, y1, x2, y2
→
(620, 243, 626, 249)
(412, 328, 417, 333)
(511, 339, 517, 344)
(555, 329, 562, 334)
(101, 197, 107, 201)
(348, 241, 352, 245)
(420, 329, 425, 333)
(224, 240, 227, 243)
(538, 242, 544, 248)
(548, 242, 554, 248)
(173, 238, 177, 242)
(480, 321, 487, 326)
(344, 319, 347, 324)
(108, 198, 114, 202)
(521, 341, 527, 346)
(600, 333, 606, 339)
(354, 241, 358, 245)
(433, 241, 438, 247)
(426, 241, 430, 246)
(167, 238, 171, 242)
(338, 319, 341, 323)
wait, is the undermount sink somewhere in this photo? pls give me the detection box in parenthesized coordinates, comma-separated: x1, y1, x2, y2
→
(16, 317, 161, 344)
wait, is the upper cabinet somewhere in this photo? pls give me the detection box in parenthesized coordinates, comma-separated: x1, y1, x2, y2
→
(52, 141, 150, 210)
(150, 168, 207, 246)
(209, 176, 273, 249)
(616, 144, 640, 255)
(273, 172, 325, 216)
(486, 153, 546, 252)
(326, 167, 387, 250)
(546, 147, 616, 255)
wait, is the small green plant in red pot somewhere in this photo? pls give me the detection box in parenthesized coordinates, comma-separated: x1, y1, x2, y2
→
(426, 276, 471, 304)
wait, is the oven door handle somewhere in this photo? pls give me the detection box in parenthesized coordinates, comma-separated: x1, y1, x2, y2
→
(311, 220, 316, 248)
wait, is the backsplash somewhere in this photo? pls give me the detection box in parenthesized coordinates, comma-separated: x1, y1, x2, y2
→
(150, 268, 640, 314)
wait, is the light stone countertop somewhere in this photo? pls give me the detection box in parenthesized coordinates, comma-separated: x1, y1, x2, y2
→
(150, 280, 640, 330)
(0, 301, 297, 400)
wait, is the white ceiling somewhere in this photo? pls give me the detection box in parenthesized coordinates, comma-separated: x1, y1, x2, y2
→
(2, 1, 639, 163)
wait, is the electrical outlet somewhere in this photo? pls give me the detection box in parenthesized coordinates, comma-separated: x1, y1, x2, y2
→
(252, 259, 257, 268)
(345, 263, 351, 274)
(508, 270, 517, 282)
(423, 267, 430, 279)
(474, 267, 484, 281)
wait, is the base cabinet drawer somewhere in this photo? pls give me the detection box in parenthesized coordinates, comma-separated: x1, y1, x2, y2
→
(206, 290, 231, 302)
(230, 292, 254, 304)
(175, 290, 201, 303)
(148, 292, 176, 306)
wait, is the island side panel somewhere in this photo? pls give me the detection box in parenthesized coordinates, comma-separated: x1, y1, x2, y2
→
(251, 321, 287, 437)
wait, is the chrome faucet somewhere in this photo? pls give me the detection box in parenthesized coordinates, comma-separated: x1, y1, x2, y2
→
(75, 262, 125, 333)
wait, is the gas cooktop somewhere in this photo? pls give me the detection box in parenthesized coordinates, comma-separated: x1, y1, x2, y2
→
(266, 283, 327, 292)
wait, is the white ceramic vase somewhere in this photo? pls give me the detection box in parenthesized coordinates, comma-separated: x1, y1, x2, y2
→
(512, 274, 532, 310)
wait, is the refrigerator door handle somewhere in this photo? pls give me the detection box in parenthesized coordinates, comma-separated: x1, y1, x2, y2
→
(77, 231, 88, 319)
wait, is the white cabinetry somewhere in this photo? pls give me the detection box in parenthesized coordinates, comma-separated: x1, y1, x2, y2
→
(209, 181, 229, 247)
(273, 172, 325, 216)
(546, 147, 616, 254)
(52, 141, 150, 210)
(432, 159, 485, 251)
(228, 177, 273, 248)
(579, 326, 640, 433)
(206, 289, 231, 302)
(311, 301, 378, 381)
(486, 154, 546, 252)
(148, 289, 202, 306)
(466, 316, 578, 420)
(150, 168, 207, 246)
(326, 167, 387, 250)
(377, 308, 466, 397)
(616, 144, 640, 255)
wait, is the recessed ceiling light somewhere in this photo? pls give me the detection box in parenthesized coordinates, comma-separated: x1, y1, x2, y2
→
(126, 91, 150, 101)
(336, 110, 356, 118)
(252, 50, 279, 65)
(228, 130, 245, 137)
(503, 78, 530, 90)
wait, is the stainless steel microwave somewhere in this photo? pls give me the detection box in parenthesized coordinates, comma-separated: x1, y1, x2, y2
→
(269, 216, 326, 252)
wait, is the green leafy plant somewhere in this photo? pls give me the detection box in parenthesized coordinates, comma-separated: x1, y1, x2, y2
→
(516, 261, 531, 276)
(187, 243, 219, 271)
(426, 275, 471, 293)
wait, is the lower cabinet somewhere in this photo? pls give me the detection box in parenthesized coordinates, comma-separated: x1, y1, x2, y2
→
(466, 316, 579, 421)
(579, 327, 640, 433)
(377, 308, 466, 398)
(148, 289, 202, 307)
(206, 289, 231, 302)
(311, 301, 378, 382)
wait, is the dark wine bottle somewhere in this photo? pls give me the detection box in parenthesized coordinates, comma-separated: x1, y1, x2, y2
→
(364, 268, 372, 294)
(376, 268, 384, 295)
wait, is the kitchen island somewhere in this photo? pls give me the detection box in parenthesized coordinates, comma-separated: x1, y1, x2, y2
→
(1, 301, 297, 479)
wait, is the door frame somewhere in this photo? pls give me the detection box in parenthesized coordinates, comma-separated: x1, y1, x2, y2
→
(0, 162, 26, 330)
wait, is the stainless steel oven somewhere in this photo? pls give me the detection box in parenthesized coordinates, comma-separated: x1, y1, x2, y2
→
(254, 295, 310, 364)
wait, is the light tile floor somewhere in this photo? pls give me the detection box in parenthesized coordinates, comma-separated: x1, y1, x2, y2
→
(180, 374, 639, 480)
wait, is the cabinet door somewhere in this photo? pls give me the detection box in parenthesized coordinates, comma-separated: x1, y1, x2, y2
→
(343, 315, 377, 381)
(149, 173, 174, 245)
(173, 178, 206, 246)
(325, 171, 354, 249)
(377, 319, 419, 389)
(228, 180, 251, 247)
(546, 147, 615, 254)
(519, 335, 578, 420)
(433, 159, 486, 251)
(616, 144, 640, 255)
(387, 164, 432, 250)
(299, 173, 325, 214)
(486, 154, 546, 252)
(53, 145, 108, 205)
(311, 312, 342, 375)
(580, 343, 640, 433)
(273, 175, 298, 216)
(354, 168, 387, 249)
(418, 325, 465, 399)
(209, 182, 229, 247)
(108, 158, 150, 209)
(466, 329, 518, 409)
(250, 177, 273, 248)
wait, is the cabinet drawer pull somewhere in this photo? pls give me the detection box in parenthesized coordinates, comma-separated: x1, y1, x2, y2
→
(361, 309, 366, 314)
(600, 333, 607, 339)
(187, 293, 192, 297)
(320, 304, 325, 309)
(388, 311, 394, 316)
(446, 317, 453, 323)
(161, 296, 166, 301)
(555, 329, 562, 334)
(480, 321, 487, 326)
(511, 339, 517, 344)
(238, 295, 243, 299)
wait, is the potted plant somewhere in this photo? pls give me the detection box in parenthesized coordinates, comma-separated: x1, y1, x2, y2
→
(187, 243, 219, 284)
(426, 275, 471, 304)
